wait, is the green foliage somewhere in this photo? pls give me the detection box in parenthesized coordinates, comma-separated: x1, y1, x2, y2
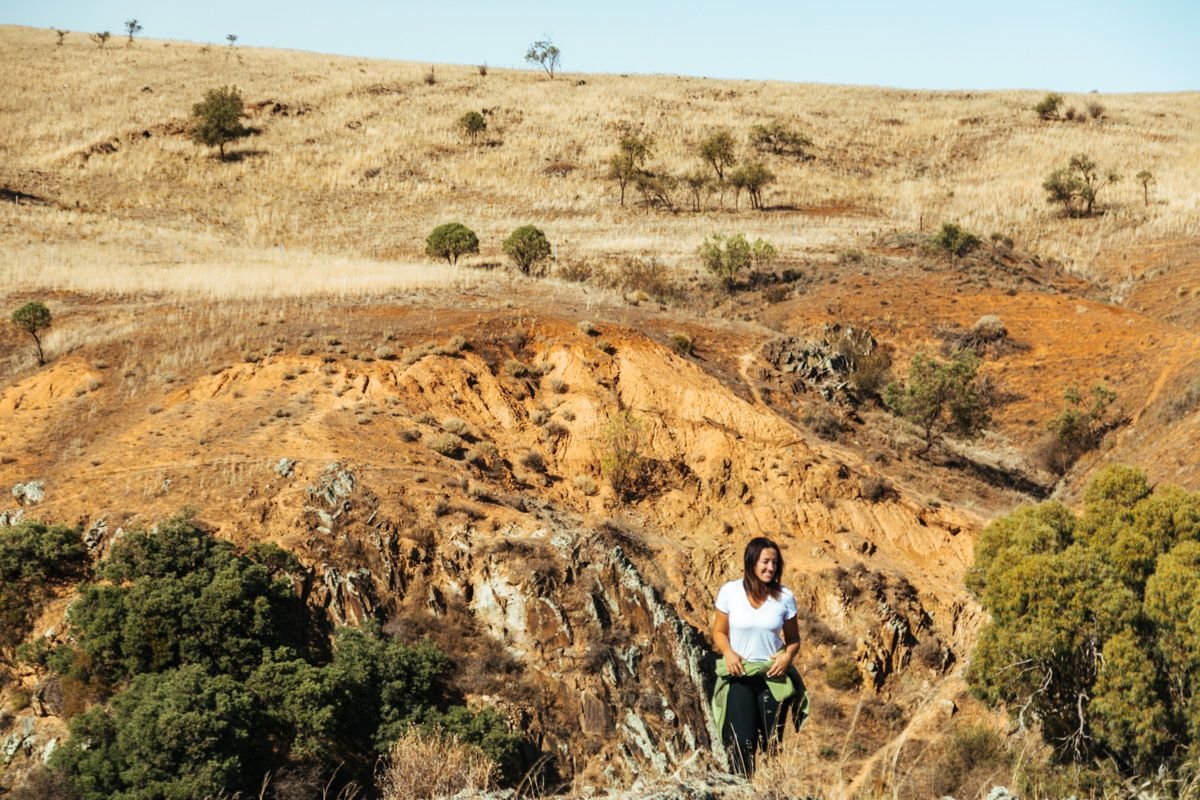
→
(727, 161, 775, 210)
(883, 351, 990, 456)
(53, 666, 258, 800)
(190, 85, 247, 160)
(824, 658, 861, 690)
(697, 233, 775, 291)
(425, 222, 480, 266)
(1041, 384, 1117, 474)
(122, 19, 141, 43)
(697, 129, 737, 182)
(45, 513, 523, 796)
(749, 120, 813, 158)
(0, 521, 87, 653)
(64, 513, 301, 683)
(607, 129, 653, 207)
(1043, 152, 1121, 217)
(597, 411, 647, 500)
(931, 223, 981, 258)
(502, 225, 552, 275)
(458, 110, 487, 145)
(968, 466, 1200, 772)
(1034, 92, 1064, 120)
(11, 300, 52, 365)
(524, 38, 560, 78)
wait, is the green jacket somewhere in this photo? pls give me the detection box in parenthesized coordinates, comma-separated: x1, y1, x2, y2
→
(712, 656, 811, 736)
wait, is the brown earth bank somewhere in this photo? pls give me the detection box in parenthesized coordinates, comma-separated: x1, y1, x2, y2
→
(2, 22, 1200, 798)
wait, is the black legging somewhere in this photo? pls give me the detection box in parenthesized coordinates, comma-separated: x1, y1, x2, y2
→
(722, 674, 791, 777)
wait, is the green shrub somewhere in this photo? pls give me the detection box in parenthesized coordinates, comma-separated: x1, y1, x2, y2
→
(824, 658, 861, 691)
(457, 111, 486, 145)
(931, 223, 981, 258)
(884, 351, 990, 456)
(668, 332, 694, 356)
(597, 412, 646, 500)
(44, 515, 523, 796)
(190, 86, 247, 160)
(698, 233, 776, 291)
(1034, 92, 1064, 120)
(0, 521, 87, 653)
(1043, 153, 1121, 217)
(967, 466, 1200, 773)
(425, 223, 480, 267)
(1039, 384, 1116, 474)
(607, 130, 653, 207)
(11, 301, 52, 365)
(502, 225, 552, 275)
(749, 120, 813, 158)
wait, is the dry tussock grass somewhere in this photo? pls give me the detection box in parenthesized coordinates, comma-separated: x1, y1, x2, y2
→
(377, 726, 496, 800)
(2, 25, 1197, 301)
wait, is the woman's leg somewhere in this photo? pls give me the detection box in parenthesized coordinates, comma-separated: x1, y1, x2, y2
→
(722, 677, 762, 776)
(755, 682, 784, 757)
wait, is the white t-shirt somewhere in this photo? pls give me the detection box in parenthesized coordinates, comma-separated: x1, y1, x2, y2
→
(715, 579, 798, 662)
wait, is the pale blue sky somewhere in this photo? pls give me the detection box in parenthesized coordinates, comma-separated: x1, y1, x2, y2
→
(3, 1, 1196, 92)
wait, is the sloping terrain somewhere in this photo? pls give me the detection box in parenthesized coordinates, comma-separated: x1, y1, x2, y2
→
(2, 22, 1200, 797)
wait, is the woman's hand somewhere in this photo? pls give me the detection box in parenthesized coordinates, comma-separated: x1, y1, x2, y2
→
(766, 650, 792, 678)
(712, 609, 746, 676)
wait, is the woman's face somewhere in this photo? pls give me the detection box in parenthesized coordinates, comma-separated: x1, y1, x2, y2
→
(754, 548, 779, 583)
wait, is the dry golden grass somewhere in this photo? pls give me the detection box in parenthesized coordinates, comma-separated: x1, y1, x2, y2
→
(3, 24, 1198, 301)
(375, 726, 497, 800)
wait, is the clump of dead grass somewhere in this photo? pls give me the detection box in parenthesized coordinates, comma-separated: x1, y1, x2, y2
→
(377, 726, 497, 800)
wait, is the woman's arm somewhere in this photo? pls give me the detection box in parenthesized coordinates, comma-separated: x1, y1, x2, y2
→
(766, 615, 801, 678)
(712, 609, 745, 676)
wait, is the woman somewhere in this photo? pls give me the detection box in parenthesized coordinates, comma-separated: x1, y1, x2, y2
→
(711, 536, 808, 777)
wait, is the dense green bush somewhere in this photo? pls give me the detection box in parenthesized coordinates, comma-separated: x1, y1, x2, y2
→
(968, 466, 1200, 772)
(0, 521, 87, 653)
(425, 222, 480, 266)
(43, 513, 521, 797)
(931, 223, 981, 257)
(502, 225, 552, 275)
(1034, 92, 1064, 120)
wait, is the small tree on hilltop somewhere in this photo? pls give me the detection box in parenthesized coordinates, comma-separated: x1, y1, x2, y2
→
(124, 19, 142, 45)
(226, 33, 238, 47)
(190, 85, 247, 160)
(11, 301, 52, 366)
(525, 38, 560, 79)
(502, 225, 552, 275)
(90, 31, 111, 48)
(458, 111, 487, 145)
(607, 130, 653, 207)
(884, 350, 990, 457)
(55, 29, 69, 46)
(425, 223, 480, 267)
(1043, 153, 1120, 217)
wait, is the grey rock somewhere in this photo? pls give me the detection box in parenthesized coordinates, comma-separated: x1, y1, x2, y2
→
(275, 457, 296, 477)
(11, 481, 44, 505)
(0, 508, 24, 526)
(84, 518, 108, 551)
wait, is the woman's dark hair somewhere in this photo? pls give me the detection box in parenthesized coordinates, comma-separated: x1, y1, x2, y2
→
(742, 536, 783, 603)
